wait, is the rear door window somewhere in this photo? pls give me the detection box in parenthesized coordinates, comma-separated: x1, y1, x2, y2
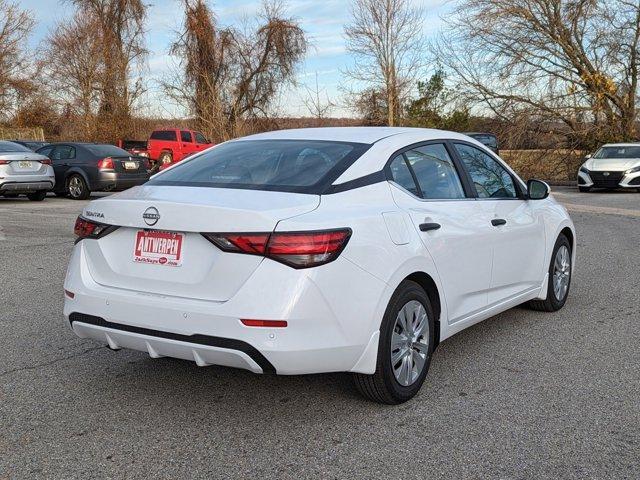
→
(180, 131, 193, 143)
(404, 144, 466, 199)
(389, 155, 420, 196)
(149, 140, 370, 193)
(150, 130, 177, 141)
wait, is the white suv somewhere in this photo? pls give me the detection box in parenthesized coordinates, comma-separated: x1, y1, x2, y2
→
(63, 127, 575, 403)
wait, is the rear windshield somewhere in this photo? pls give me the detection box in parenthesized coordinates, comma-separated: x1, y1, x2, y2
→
(469, 134, 498, 148)
(150, 130, 177, 141)
(148, 139, 370, 193)
(0, 141, 31, 153)
(594, 146, 640, 159)
(85, 145, 132, 157)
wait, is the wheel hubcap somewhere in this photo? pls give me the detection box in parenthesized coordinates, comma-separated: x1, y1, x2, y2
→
(69, 177, 81, 197)
(553, 245, 571, 301)
(391, 300, 429, 387)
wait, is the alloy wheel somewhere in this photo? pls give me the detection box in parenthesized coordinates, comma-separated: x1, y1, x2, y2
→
(390, 300, 430, 386)
(69, 176, 82, 198)
(553, 245, 571, 301)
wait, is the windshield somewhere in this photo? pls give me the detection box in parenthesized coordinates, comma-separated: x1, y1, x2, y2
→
(85, 144, 133, 157)
(148, 139, 370, 193)
(594, 146, 640, 159)
(0, 141, 31, 153)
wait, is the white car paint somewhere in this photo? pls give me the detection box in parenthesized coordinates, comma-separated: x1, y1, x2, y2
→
(578, 143, 640, 189)
(63, 127, 575, 384)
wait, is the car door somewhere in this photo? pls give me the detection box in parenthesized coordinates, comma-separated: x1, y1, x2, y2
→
(180, 130, 197, 158)
(388, 142, 494, 324)
(45, 146, 71, 184)
(452, 142, 546, 304)
(194, 131, 211, 152)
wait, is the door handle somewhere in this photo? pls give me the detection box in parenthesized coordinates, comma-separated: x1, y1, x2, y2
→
(419, 222, 441, 232)
(491, 219, 507, 226)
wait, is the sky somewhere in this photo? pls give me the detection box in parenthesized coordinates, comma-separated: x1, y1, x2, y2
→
(21, 0, 453, 118)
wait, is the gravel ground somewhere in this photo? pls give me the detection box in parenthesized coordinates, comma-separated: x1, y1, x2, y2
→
(0, 187, 638, 479)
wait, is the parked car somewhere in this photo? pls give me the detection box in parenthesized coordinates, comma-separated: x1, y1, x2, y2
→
(147, 128, 214, 168)
(10, 140, 50, 151)
(577, 143, 640, 192)
(0, 141, 55, 201)
(36, 143, 150, 200)
(64, 127, 575, 404)
(117, 139, 149, 158)
(463, 132, 499, 154)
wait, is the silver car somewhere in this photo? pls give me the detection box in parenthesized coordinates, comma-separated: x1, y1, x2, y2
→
(0, 141, 55, 201)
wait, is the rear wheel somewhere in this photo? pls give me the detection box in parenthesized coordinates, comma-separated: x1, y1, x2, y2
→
(528, 234, 572, 312)
(27, 190, 47, 201)
(158, 151, 173, 166)
(578, 186, 591, 192)
(353, 280, 434, 404)
(67, 174, 90, 200)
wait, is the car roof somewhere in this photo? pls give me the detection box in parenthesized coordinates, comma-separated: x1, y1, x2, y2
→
(601, 143, 640, 147)
(237, 127, 473, 145)
(463, 132, 496, 136)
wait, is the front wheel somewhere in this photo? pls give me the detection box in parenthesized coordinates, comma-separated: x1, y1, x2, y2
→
(27, 190, 47, 201)
(528, 234, 572, 311)
(353, 280, 435, 404)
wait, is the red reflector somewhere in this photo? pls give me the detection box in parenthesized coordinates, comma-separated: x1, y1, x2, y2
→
(74, 216, 97, 237)
(241, 319, 288, 328)
(64, 289, 75, 299)
(0, 160, 9, 165)
(97, 157, 114, 169)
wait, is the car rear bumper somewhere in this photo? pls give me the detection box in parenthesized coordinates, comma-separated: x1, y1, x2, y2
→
(63, 241, 387, 375)
(0, 179, 54, 193)
(95, 172, 149, 191)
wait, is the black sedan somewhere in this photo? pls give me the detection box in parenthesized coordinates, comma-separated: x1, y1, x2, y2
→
(36, 143, 150, 200)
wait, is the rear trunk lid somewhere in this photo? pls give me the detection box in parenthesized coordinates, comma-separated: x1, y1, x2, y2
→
(109, 156, 148, 175)
(80, 185, 319, 301)
(0, 152, 50, 176)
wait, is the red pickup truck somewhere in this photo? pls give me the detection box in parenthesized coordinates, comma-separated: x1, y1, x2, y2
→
(147, 129, 214, 168)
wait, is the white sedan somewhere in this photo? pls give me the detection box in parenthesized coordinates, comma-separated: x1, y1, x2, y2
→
(577, 143, 640, 192)
(63, 127, 575, 404)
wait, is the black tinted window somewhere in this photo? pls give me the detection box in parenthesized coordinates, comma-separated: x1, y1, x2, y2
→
(180, 131, 192, 142)
(469, 134, 497, 149)
(455, 144, 517, 198)
(150, 130, 177, 141)
(195, 132, 207, 144)
(85, 145, 130, 157)
(0, 141, 31, 153)
(404, 144, 465, 199)
(38, 146, 53, 157)
(149, 140, 369, 193)
(389, 155, 419, 196)
(51, 145, 75, 160)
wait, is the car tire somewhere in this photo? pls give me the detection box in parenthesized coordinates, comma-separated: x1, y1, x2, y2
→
(159, 151, 173, 166)
(353, 280, 435, 404)
(578, 186, 591, 192)
(528, 234, 572, 312)
(67, 174, 90, 200)
(27, 190, 47, 201)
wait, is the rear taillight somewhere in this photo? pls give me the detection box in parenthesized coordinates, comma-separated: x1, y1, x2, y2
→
(0, 160, 9, 165)
(40, 158, 52, 165)
(203, 229, 352, 268)
(97, 157, 114, 169)
(74, 216, 117, 241)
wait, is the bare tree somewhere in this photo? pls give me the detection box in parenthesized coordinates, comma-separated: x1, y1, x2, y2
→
(0, 0, 35, 121)
(40, 13, 103, 140)
(436, 0, 640, 147)
(302, 72, 335, 122)
(69, 0, 147, 141)
(164, 0, 307, 141)
(344, 0, 425, 126)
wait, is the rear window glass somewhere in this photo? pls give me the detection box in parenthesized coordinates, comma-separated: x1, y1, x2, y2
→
(469, 134, 497, 148)
(0, 141, 31, 153)
(150, 130, 177, 141)
(85, 145, 131, 157)
(149, 140, 370, 193)
(594, 146, 640, 159)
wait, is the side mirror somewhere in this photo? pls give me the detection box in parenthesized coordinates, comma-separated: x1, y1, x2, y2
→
(585, 154, 592, 160)
(527, 179, 550, 200)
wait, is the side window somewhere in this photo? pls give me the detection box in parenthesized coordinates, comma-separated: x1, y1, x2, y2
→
(404, 144, 465, 199)
(57, 146, 75, 160)
(38, 146, 53, 158)
(454, 144, 517, 198)
(180, 130, 193, 143)
(194, 132, 207, 144)
(389, 155, 419, 196)
(150, 130, 177, 141)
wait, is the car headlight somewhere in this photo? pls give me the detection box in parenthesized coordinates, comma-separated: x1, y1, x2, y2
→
(625, 165, 640, 174)
(579, 166, 590, 174)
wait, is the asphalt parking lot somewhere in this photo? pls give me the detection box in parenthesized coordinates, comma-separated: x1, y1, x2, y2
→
(1, 186, 639, 479)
